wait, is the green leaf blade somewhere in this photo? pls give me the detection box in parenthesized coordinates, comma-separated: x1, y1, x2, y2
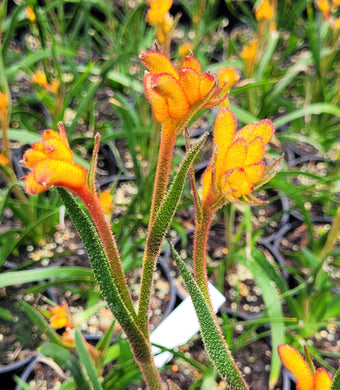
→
(75, 329, 103, 390)
(168, 240, 249, 390)
(39, 343, 91, 390)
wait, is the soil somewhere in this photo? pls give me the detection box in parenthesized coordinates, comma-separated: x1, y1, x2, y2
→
(0, 286, 41, 367)
(252, 190, 289, 239)
(126, 329, 285, 389)
(17, 360, 71, 390)
(167, 224, 266, 318)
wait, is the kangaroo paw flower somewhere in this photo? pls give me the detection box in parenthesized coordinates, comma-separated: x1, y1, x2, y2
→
(23, 124, 87, 195)
(141, 50, 228, 130)
(202, 107, 280, 209)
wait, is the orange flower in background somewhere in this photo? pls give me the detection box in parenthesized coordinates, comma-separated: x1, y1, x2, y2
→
(331, 17, 340, 28)
(316, 0, 331, 17)
(0, 92, 8, 116)
(25, 6, 36, 22)
(32, 70, 59, 94)
(32, 70, 48, 87)
(61, 330, 76, 348)
(202, 107, 280, 207)
(49, 304, 73, 329)
(99, 189, 114, 223)
(23, 123, 87, 195)
(0, 153, 10, 166)
(146, 0, 173, 43)
(278, 344, 332, 390)
(255, 0, 274, 21)
(141, 51, 228, 130)
(217, 67, 240, 108)
(240, 38, 258, 67)
(178, 42, 193, 60)
(99, 189, 113, 215)
(146, 0, 172, 25)
(48, 79, 60, 94)
(218, 67, 240, 90)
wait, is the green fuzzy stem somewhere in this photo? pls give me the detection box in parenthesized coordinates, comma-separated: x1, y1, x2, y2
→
(75, 185, 136, 320)
(169, 240, 249, 390)
(149, 125, 177, 225)
(331, 365, 340, 390)
(193, 208, 214, 311)
(139, 360, 164, 390)
(58, 189, 163, 390)
(138, 132, 209, 335)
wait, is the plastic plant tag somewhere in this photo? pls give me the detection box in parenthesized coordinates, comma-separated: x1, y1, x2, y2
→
(151, 282, 226, 367)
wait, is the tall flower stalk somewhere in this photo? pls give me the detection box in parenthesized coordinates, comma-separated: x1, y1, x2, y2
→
(22, 47, 281, 390)
(194, 107, 281, 305)
(138, 50, 228, 335)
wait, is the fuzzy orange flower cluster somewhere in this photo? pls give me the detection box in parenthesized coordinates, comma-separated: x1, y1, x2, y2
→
(141, 51, 228, 130)
(32, 70, 59, 94)
(316, 0, 340, 27)
(0, 153, 10, 166)
(255, 0, 274, 21)
(217, 67, 240, 107)
(25, 6, 36, 22)
(146, 0, 173, 43)
(240, 39, 258, 68)
(202, 108, 279, 207)
(278, 344, 332, 390)
(218, 67, 240, 90)
(49, 304, 73, 329)
(23, 124, 87, 195)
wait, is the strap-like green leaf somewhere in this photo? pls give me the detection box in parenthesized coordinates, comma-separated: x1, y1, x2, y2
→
(57, 189, 151, 362)
(168, 240, 249, 390)
(75, 329, 103, 390)
(273, 103, 340, 129)
(39, 343, 92, 390)
(0, 208, 59, 267)
(56, 380, 76, 390)
(14, 376, 35, 390)
(96, 320, 116, 352)
(19, 300, 63, 345)
(331, 365, 340, 390)
(0, 306, 13, 321)
(0, 267, 93, 288)
(240, 249, 285, 389)
(87, 133, 101, 194)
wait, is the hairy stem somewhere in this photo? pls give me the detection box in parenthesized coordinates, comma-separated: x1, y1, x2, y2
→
(149, 125, 177, 225)
(193, 208, 214, 310)
(77, 185, 136, 320)
(137, 126, 176, 336)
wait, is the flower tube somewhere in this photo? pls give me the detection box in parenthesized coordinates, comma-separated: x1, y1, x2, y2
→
(278, 344, 332, 390)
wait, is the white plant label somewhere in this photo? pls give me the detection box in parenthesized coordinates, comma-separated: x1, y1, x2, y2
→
(151, 283, 226, 367)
